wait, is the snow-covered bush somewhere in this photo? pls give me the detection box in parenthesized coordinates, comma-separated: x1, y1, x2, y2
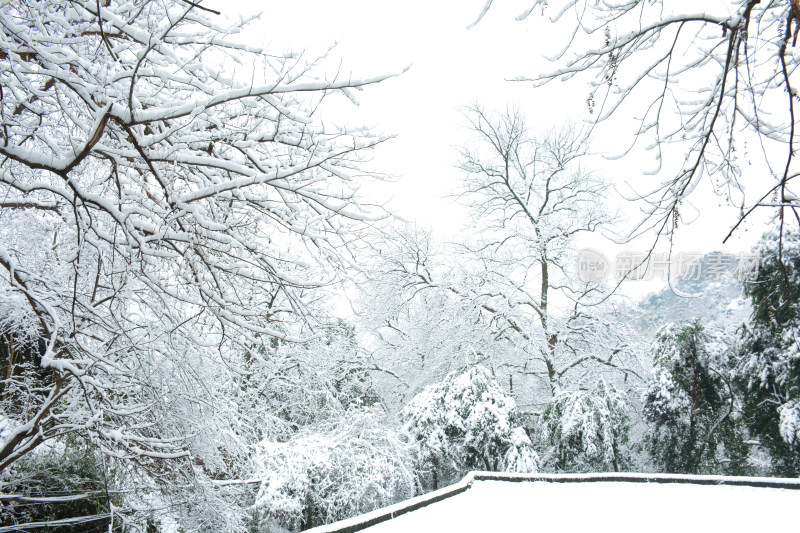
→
(252, 411, 415, 531)
(402, 365, 538, 489)
(537, 378, 629, 472)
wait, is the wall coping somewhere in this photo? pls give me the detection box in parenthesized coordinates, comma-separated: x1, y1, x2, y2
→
(306, 471, 800, 533)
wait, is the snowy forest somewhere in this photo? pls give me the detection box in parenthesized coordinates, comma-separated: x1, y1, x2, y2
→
(1, 0, 799, 531)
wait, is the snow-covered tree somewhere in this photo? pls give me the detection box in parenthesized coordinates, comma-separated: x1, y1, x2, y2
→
(454, 106, 637, 398)
(643, 321, 748, 475)
(779, 399, 800, 451)
(470, 1, 800, 248)
(737, 230, 800, 475)
(366, 109, 643, 417)
(233, 317, 382, 442)
(0, 439, 112, 532)
(251, 411, 415, 531)
(355, 227, 504, 410)
(0, 0, 393, 528)
(537, 378, 629, 473)
(402, 366, 538, 489)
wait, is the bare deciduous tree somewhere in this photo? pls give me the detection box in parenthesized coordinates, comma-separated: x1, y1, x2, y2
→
(471, 0, 800, 250)
(364, 108, 642, 412)
(456, 106, 639, 397)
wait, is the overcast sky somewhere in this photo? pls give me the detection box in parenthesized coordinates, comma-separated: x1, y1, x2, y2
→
(206, 0, 770, 294)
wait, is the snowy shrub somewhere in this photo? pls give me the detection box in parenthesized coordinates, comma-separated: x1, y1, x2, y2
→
(252, 411, 415, 531)
(537, 378, 629, 472)
(402, 365, 538, 488)
(503, 427, 540, 473)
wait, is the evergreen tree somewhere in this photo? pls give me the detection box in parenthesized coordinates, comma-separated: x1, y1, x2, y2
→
(737, 231, 800, 476)
(643, 321, 747, 474)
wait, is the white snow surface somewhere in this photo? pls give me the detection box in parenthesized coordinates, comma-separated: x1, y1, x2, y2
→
(309, 474, 798, 532)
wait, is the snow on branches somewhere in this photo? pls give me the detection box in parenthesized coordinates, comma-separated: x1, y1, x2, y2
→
(252, 411, 416, 531)
(402, 366, 538, 489)
(537, 378, 629, 472)
(737, 230, 800, 469)
(643, 320, 746, 474)
(0, 0, 394, 524)
(494, 1, 800, 246)
(779, 399, 800, 450)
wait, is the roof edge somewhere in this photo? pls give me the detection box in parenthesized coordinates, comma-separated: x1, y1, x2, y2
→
(307, 471, 800, 533)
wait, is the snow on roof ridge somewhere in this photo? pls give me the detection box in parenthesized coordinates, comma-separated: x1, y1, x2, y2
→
(470, 471, 800, 487)
(306, 472, 477, 533)
(306, 472, 800, 533)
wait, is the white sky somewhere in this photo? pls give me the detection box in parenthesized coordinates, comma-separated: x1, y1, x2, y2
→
(208, 0, 772, 295)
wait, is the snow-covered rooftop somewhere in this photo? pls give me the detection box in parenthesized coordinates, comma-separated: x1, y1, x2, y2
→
(309, 472, 800, 533)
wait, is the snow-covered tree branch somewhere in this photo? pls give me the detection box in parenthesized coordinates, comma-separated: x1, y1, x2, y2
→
(0, 0, 394, 525)
(473, 0, 800, 249)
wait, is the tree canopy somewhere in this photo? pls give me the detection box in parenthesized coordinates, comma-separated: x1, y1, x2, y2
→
(0, 0, 393, 528)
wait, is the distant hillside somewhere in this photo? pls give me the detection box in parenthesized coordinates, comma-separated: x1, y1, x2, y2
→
(635, 252, 751, 336)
